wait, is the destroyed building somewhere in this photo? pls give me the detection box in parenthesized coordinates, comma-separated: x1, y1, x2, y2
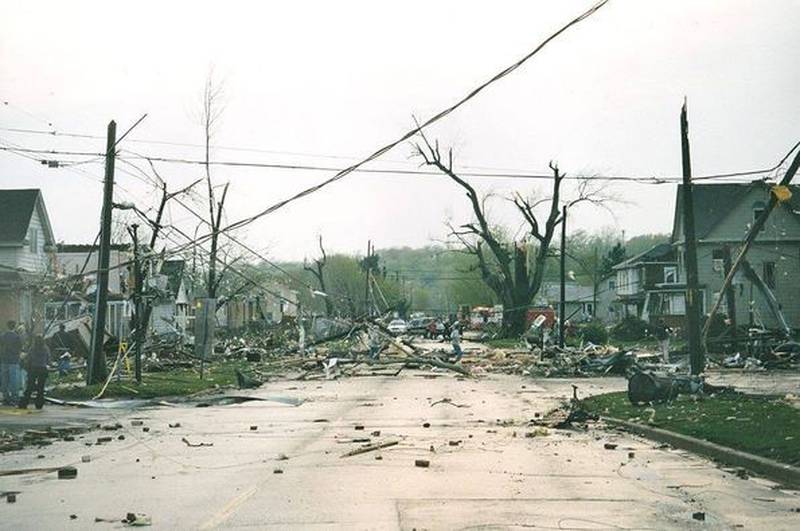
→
(46, 243, 133, 338)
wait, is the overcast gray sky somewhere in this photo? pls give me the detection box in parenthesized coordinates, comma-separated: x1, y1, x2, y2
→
(2, 0, 798, 261)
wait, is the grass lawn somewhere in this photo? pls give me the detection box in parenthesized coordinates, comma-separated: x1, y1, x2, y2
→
(583, 391, 800, 466)
(49, 361, 247, 400)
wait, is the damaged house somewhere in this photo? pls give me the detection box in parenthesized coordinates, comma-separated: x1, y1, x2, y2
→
(0, 189, 56, 329)
(46, 243, 133, 339)
(615, 182, 800, 332)
(220, 285, 298, 330)
(149, 259, 192, 339)
(612, 243, 680, 325)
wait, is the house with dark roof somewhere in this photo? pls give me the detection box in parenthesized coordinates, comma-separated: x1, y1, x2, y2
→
(670, 181, 800, 331)
(0, 189, 56, 327)
(612, 243, 680, 324)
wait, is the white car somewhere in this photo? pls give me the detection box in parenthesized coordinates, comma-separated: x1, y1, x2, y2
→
(387, 319, 408, 335)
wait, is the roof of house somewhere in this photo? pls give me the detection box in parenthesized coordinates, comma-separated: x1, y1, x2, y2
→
(539, 282, 595, 303)
(0, 189, 42, 243)
(671, 182, 800, 241)
(612, 243, 675, 270)
(160, 260, 186, 298)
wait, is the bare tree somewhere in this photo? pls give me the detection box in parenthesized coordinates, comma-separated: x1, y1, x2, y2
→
(304, 234, 333, 316)
(200, 73, 230, 300)
(414, 130, 612, 335)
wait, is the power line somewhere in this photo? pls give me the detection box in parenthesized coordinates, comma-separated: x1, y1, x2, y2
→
(97, 0, 615, 261)
(119, 151, 770, 184)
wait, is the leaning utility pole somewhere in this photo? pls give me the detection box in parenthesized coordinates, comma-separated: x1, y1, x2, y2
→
(680, 101, 705, 375)
(592, 246, 599, 319)
(702, 147, 800, 343)
(559, 205, 567, 348)
(721, 245, 738, 348)
(87, 120, 116, 385)
(128, 223, 143, 383)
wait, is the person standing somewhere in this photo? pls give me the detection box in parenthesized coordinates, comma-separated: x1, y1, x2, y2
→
(367, 326, 381, 360)
(1, 320, 23, 405)
(426, 319, 437, 340)
(652, 319, 672, 363)
(297, 320, 307, 357)
(19, 335, 50, 410)
(450, 322, 463, 363)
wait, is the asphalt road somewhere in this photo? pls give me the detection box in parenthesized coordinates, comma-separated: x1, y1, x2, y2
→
(1, 371, 798, 530)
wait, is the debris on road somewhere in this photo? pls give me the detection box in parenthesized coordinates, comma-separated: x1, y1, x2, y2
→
(340, 440, 399, 458)
(124, 512, 152, 526)
(414, 459, 430, 468)
(430, 398, 470, 408)
(181, 437, 213, 448)
(57, 466, 78, 479)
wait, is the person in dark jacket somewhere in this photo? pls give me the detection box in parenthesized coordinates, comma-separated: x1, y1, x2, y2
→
(19, 334, 50, 410)
(1, 320, 23, 404)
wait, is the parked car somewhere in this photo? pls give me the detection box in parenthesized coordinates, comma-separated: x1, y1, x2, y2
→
(407, 317, 431, 336)
(387, 319, 408, 335)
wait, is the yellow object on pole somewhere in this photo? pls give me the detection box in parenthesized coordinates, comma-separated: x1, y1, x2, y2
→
(772, 185, 793, 202)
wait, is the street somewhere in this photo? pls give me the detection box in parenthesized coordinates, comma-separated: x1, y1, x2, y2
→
(2, 372, 798, 530)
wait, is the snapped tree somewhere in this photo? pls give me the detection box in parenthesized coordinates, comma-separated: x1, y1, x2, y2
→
(200, 73, 230, 300)
(414, 130, 611, 336)
(304, 234, 333, 316)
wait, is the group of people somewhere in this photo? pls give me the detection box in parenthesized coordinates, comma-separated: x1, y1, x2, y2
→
(367, 319, 464, 363)
(0, 320, 51, 409)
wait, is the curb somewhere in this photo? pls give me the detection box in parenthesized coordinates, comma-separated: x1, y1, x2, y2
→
(603, 416, 800, 489)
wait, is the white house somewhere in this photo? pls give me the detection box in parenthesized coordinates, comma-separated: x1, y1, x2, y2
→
(0, 189, 56, 329)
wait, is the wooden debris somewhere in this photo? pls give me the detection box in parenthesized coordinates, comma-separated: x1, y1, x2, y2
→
(340, 440, 399, 458)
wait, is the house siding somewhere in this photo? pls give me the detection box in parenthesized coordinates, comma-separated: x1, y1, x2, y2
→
(16, 208, 49, 273)
(695, 242, 800, 330)
(0, 248, 20, 270)
(674, 185, 800, 330)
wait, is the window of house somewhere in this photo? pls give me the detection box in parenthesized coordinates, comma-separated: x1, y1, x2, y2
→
(752, 201, 766, 225)
(763, 261, 776, 290)
(608, 279, 616, 290)
(712, 249, 724, 274)
(28, 229, 38, 253)
(663, 266, 677, 284)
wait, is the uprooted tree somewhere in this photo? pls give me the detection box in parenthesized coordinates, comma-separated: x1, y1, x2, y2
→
(414, 131, 612, 336)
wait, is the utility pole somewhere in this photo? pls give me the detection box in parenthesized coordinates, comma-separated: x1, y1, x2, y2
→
(87, 120, 116, 385)
(128, 223, 143, 383)
(592, 246, 598, 320)
(559, 205, 567, 348)
(680, 101, 705, 375)
(364, 240, 371, 316)
(721, 245, 738, 348)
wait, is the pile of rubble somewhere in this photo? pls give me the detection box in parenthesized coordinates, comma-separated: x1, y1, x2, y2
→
(462, 344, 668, 378)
